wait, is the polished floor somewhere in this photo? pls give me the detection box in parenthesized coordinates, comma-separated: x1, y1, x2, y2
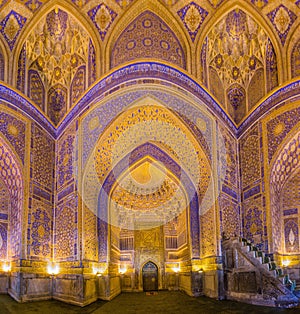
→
(0, 291, 299, 314)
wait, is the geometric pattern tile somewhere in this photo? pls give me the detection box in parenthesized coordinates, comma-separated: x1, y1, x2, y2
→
(72, 0, 92, 8)
(0, 10, 27, 50)
(267, 4, 297, 46)
(207, 0, 224, 8)
(115, 0, 134, 7)
(177, 2, 208, 42)
(0, 0, 8, 10)
(24, 0, 43, 12)
(251, 0, 268, 9)
(88, 3, 117, 41)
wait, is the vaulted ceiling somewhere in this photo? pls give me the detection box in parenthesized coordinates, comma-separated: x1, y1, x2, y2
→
(0, 0, 299, 126)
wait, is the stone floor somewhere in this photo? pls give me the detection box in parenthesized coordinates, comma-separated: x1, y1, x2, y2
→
(0, 292, 299, 314)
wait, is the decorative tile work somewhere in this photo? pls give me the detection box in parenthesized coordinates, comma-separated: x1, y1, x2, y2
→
(17, 44, 26, 93)
(55, 196, 77, 260)
(111, 11, 185, 69)
(28, 70, 45, 110)
(207, 0, 224, 8)
(59, 62, 236, 136)
(243, 199, 263, 242)
(284, 218, 299, 253)
(266, 39, 279, 92)
(266, 107, 300, 163)
(0, 179, 9, 215)
(88, 39, 96, 86)
(267, 5, 297, 46)
(177, 2, 208, 42)
(24, 7, 92, 121)
(98, 142, 201, 259)
(0, 110, 26, 164)
(0, 10, 27, 51)
(47, 85, 67, 126)
(57, 124, 76, 189)
(291, 40, 300, 78)
(72, 0, 91, 8)
(218, 124, 239, 189)
(0, 222, 7, 259)
(31, 205, 51, 257)
(296, 0, 300, 9)
(200, 206, 216, 257)
(220, 195, 240, 238)
(24, 0, 43, 12)
(32, 125, 54, 188)
(0, 137, 23, 259)
(81, 89, 213, 168)
(115, 0, 134, 7)
(0, 0, 8, 10)
(71, 66, 86, 105)
(240, 127, 261, 188)
(88, 3, 117, 41)
(83, 203, 97, 261)
(204, 9, 275, 122)
(251, 0, 268, 9)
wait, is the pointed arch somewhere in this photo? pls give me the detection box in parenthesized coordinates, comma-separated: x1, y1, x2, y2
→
(105, 0, 191, 73)
(12, 1, 100, 113)
(195, 0, 283, 90)
(268, 126, 300, 254)
(97, 142, 200, 262)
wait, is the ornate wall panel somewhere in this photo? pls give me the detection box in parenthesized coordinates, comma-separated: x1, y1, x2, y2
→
(220, 194, 240, 238)
(28, 70, 45, 110)
(240, 127, 261, 189)
(0, 137, 23, 259)
(243, 197, 263, 244)
(83, 203, 97, 261)
(47, 85, 67, 126)
(248, 69, 265, 111)
(111, 11, 186, 69)
(29, 200, 52, 259)
(200, 206, 216, 257)
(57, 123, 76, 190)
(0, 222, 7, 259)
(17, 44, 26, 93)
(55, 195, 78, 260)
(32, 125, 54, 188)
(266, 39, 278, 93)
(284, 218, 299, 253)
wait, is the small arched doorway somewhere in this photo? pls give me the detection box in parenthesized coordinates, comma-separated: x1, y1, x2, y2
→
(142, 261, 158, 291)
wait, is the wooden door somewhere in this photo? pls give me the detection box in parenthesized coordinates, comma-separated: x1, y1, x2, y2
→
(142, 261, 158, 291)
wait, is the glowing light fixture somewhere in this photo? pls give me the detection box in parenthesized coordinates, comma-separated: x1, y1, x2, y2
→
(47, 262, 59, 275)
(198, 268, 204, 273)
(2, 262, 11, 272)
(282, 260, 290, 267)
(119, 266, 127, 274)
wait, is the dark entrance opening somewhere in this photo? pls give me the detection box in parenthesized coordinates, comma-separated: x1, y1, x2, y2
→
(142, 261, 158, 291)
